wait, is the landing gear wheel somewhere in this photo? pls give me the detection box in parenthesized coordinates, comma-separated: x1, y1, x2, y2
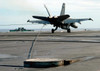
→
(67, 29, 71, 33)
(51, 27, 58, 33)
(52, 29, 54, 33)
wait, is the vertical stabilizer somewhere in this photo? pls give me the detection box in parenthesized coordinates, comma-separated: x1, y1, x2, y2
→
(44, 4, 51, 16)
(60, 3, 65, 16)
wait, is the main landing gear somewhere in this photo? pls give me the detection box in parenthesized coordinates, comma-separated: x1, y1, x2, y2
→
(67, 28, 71, 33)
(51, 27, 71, 33)
(51, 27, 58, 33)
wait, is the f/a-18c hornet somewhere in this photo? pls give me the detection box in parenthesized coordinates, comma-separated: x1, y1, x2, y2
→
(27, 3, 93, 33)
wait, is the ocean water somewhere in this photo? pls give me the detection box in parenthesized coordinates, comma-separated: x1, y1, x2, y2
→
(0, 29, 9, 32)
(0, 29, 50, 32)
(0, 28, 100, 32)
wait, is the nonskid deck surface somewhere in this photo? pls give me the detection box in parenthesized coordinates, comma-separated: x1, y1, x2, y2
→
(0, 31, 100, 71)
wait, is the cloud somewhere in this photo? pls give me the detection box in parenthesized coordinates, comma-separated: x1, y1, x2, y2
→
(66, 0, 100, 12)
(0, 0, 100, 13)
(0, 0, 100, 28)
(0, 0, 31, 11)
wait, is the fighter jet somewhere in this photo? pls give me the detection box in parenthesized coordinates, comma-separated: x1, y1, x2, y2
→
(27, 3, 93, 33)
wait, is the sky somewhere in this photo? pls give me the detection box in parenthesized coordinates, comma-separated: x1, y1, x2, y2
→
(0, 0, 100, 29)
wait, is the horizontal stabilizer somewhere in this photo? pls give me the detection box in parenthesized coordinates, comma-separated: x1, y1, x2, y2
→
(57, 14, 70, 21)
(33, 14, 70, 22)
(33, 16, 48, 21)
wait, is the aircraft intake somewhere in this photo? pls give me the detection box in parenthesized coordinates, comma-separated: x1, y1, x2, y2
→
(61, 25, 68, 29)
(70, 23, 78, 28)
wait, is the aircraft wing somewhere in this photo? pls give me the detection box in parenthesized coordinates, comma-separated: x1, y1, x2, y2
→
(65, 18, 93, 24)
(27, 20, 50, 24)
(76, 18, 93, 24)
(76, 18, 93, 23)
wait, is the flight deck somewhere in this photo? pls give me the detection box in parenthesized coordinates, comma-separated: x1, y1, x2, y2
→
(0, 31, 100, 71)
